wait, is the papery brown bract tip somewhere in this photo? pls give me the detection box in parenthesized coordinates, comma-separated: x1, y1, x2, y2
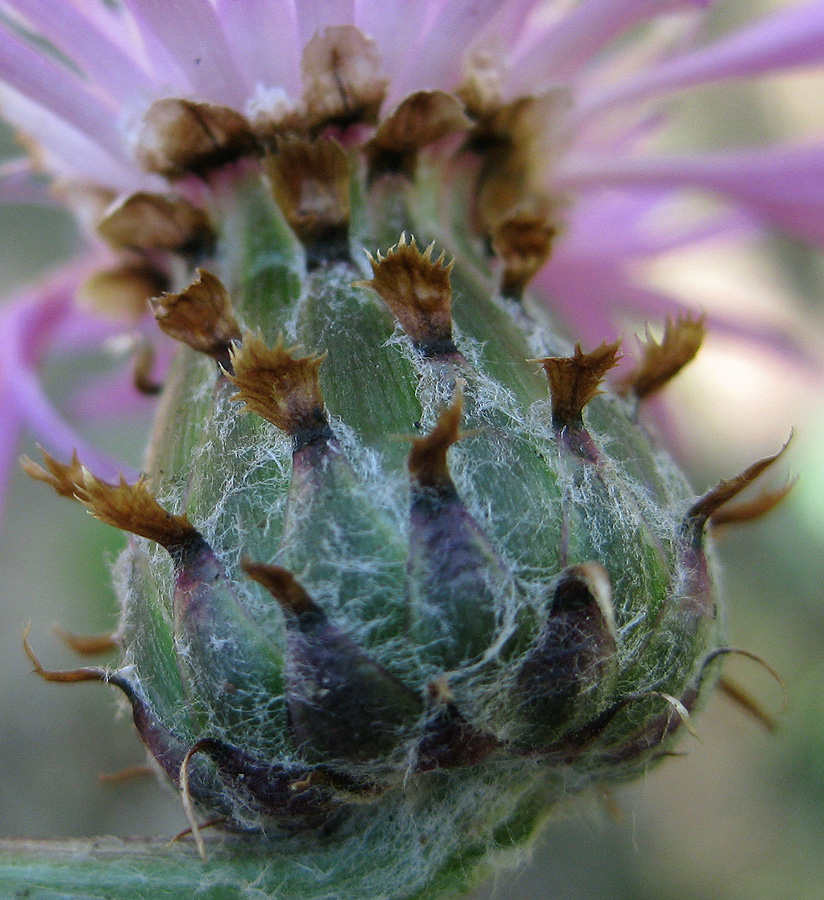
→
(266, 137, 351, 264)
(357, 234, 455, 354)
(23, 625, 109, 685)
(469, 90, 570, 235)
(53, 625, 118, 656)
(366, 91, 471, 179)
(132, 338, 163, 396)
(97, 192, 214, 256)
(620, 314, 705, 401)
(710, 479, 796, 528)
(408, 391, 464, 488)
(537, 341, 622, 429)
(493, 210, 558, 299)
(152, 269, 241, 364)
(242, 559, 314, 616)
(301, 26, 387, 132)
(21, 447, 84, 498)
(228, 331, 328, 438)
(687, 435, 792, 533)
(135, 98, 258, 179)
(23, 447, 197, 549)
(79, 263, 168, 323)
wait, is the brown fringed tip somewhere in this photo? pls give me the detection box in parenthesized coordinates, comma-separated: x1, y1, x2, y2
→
(301, 25, 387, 132)
(710, 480, 796, 528)
(20, 448, 84, 499)
(97, 192, 214, 255)
(132, 338, 163, 396)
(79, 263, 168, 323)
(687, 436, 792, 534)
(266, 137, 351, 265)
(228, 331, 328, 441)
(365, 91, 471, 179)
(22, 448, 197, 549)
(53, 625, 118, 656)
(537, 341, 622, 429)
(492, 211, 558, 299)
(468, 89, 570, 234)
(151, 269, 241, 366)
(23, 626, 109, 686)
(357, 234, 455, 356)
(408, 391, 464, 490)
(135, 98, 258, 179)
(620, 315, 705, 401)
(242, 560, 314, 616)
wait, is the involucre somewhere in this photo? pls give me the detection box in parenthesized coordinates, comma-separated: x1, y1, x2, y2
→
(21, 29, 788, 900)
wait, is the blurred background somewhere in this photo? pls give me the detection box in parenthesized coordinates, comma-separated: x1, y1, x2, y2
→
(1, 2, 823, 898)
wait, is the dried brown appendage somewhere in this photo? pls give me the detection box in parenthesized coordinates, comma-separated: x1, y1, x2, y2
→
(406, 391, 509, 667)
(21, 448, 84, 498)
(301, 26, 387, 132)
(23, 625, 109, 686)
(53, 625, 118, 656)
(537, 341, 622, 429)
(266, 137, 351, 265)
(709, 480, 796, 528)
(22, 447, 197, 549)
(619, 315, 706, 401)
(456, 54, 505, 121)
(717, 676, 779, 733)
(98, 192, 215, 255)
(357, 235, 456, 357)
(365, 91, 471, 179)
(79, 263, 169, 322)
(701, 646, 787, 733)
(228, 331, 329, 444)
(241, 560, 314, 616)
(132, 338, 163, 396)
(686, 436, 792, 534)
(98, 765, 156, 785)
(462, 88, 570, 234)
(151, 269, 241, 367)
(135, 98, 258, 179)
(243, 561, 422, 765)
(492, 210, 558, 299)
(408, 391, 464, 490)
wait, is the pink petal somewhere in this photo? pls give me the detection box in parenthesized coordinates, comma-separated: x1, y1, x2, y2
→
(555, 145, 824, 245)
(297, 0, 355, 45)
(355, 0, 430, 100)
(2, 0, 156, 104)
(508, 0, 713, 92)
(0, 390, 24, 523)
(391, 0, 507, 97)
(67, 334, 176, 422)
(0, 22, 127, 162)
(0, 86, 143, 187)
(215, 0, 301, 96)
(463, 0, 544, 61)
(0, 157, 58, 206)
(579, 0, 824, 121)
(122, 0, 250, 105)
(558, 189, 755, 263)
(0, 272, 140, 487)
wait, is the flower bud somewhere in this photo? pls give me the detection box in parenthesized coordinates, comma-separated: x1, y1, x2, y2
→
(23, 72, 790, 900)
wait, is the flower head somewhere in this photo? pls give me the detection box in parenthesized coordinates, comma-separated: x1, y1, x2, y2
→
(0, 3, 820, 899)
